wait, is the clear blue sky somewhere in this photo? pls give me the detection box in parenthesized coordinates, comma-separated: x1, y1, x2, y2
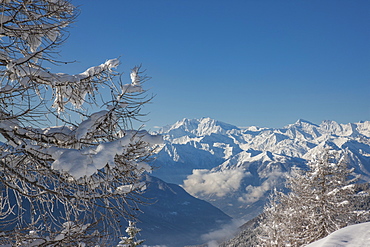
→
(59, 0, 369, 130)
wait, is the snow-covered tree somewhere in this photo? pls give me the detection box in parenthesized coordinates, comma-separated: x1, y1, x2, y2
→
(257, 149, 360, 246)
(116, 221, 144, 247)
(256, 189, 290, 247)
(0, 0, 161, 245)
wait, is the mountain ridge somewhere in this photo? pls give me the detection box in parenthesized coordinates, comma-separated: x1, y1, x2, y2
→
(151, 118, 370, 219)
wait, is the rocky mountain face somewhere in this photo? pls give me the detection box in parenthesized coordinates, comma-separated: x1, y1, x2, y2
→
(151, 118, 370, 219)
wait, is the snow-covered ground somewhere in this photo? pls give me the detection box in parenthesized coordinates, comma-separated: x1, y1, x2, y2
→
(307, 222, 370, 247)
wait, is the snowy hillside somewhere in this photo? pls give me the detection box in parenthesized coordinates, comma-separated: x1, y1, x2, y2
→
(151, 118, 370, 219)
(306, 222, 370, 247)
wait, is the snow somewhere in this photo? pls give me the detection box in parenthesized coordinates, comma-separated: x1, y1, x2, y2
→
(1, 0, 74, 54)
(130, 66, 141, 85)
(152, 117, 370, 220)
(306, 222, 370, 247)
(42, 126, 73, 136)
(1, 102, 162, 180)
(160, 117, 239, 138)
(5, 58, 121, 112)
(75, 110, 109, 140)
(50, 59, 120, 111)
(137, 130, 164, 145)
(80, 58, 120, 77)
(53, 222, 90, 242)
(116, 182, 146, 194)
(49, 130, 162, 179)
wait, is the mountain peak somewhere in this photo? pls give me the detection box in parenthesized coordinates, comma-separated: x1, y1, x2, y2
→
(294, 119, 319, 127)
(160, 117, 239, 138)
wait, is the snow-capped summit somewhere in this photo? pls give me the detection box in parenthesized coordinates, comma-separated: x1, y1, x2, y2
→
(282, 119, 321, 140)
(158, 117, 239, 139)
(285, 119, 319, 128)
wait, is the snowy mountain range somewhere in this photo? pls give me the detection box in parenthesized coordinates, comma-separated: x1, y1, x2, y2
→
(151, 118, 370, 219)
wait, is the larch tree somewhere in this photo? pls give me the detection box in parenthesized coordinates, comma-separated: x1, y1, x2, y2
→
(257, 149, 361, 247)
(0, 0, 161, 246)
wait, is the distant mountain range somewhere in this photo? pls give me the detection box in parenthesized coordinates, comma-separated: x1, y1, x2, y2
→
(151, 118, 370, 219)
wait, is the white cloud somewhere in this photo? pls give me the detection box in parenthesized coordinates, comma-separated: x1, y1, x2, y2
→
(201, 219, 246, 246)
(182, 168, 247, 197)
(238, 171, 283, 203)
(239, 180, 271, 203)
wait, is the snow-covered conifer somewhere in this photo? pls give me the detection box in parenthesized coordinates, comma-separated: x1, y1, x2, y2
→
(257, 189, 290, 247)
(257, 149, 361, 246)
(116, 221, 144, 247)
(0, 0, 161, 245)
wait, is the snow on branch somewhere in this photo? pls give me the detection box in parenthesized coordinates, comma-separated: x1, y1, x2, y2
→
(5, 58, 121, 112)
(120, 66, 147, 94)
(47, 130, 162, 179)
(0, 0, 75, 60)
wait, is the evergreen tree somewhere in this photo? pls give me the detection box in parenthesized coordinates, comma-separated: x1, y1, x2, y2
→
(257, 149, 360, 246)
(256, 189, 288, 247)
(117, 221, 144, 247)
